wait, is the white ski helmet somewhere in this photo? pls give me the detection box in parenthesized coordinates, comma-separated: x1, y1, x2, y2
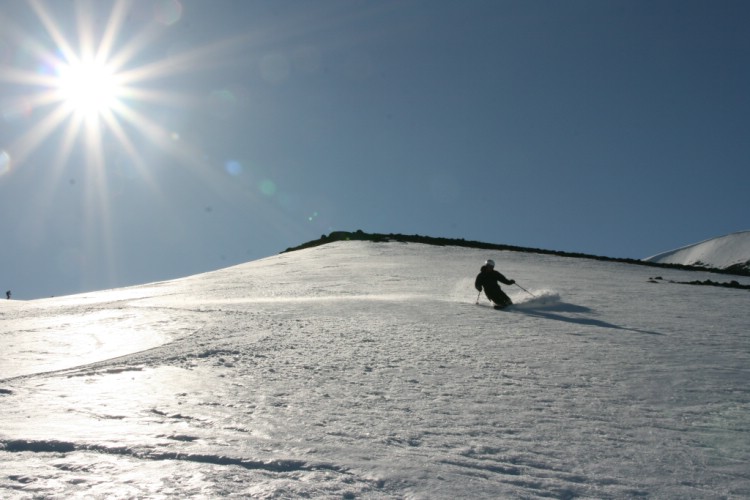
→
(485, 259, 495, 268)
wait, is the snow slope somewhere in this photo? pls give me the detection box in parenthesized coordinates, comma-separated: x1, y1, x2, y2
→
(1, 241, 749, 499)
(645, 230, 750, 272)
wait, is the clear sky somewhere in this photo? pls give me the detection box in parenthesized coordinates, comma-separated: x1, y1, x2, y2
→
(1, 0, 749, 299)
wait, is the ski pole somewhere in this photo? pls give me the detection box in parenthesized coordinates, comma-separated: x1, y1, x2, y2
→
(515, 282, 536, 297)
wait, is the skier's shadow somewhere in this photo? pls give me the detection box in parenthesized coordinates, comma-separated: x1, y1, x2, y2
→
(513, 302, 664, 336)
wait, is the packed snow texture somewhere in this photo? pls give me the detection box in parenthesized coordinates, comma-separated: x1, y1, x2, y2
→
(645, 230, 750, 269)
(1, 241, 749, 499)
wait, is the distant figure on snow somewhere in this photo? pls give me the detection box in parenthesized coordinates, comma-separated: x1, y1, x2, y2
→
(5, 290, 10, 300)
(475, 259, 515, 309)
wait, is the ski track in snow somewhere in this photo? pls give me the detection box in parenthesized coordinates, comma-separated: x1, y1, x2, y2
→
(1, 241, 749, 499)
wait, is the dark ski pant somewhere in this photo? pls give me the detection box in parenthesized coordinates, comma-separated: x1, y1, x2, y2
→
(485, 289, 512, 307)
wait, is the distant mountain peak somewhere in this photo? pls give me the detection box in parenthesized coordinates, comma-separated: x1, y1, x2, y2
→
(644, 231, 750, 274)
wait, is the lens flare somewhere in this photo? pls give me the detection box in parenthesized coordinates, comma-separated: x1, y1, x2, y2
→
(259, 179, 276, 196)
(0, 0, 256, 286)
(0, 0, 254, 185)
(225, 160, 243, 176)
(154, 0, 183, 26)
(0, 150, 11, 176)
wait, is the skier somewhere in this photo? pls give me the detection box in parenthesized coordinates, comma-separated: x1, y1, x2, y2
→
(475, 259, 515, 309)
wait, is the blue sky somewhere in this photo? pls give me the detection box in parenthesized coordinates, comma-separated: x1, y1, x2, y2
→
(1, 0, 748, 299)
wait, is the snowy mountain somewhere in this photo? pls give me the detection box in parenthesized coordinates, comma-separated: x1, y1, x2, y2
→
(1, 239, 749, 498)
(644, 230, 750, 274)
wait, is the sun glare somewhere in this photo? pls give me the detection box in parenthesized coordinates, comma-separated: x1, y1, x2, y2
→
(0, 0, 227, 176)
(0, 0, 254, 176)
(56, 59, 121, 117)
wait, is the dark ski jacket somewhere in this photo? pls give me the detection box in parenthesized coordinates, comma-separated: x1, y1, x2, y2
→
(475, 265, 514, 295)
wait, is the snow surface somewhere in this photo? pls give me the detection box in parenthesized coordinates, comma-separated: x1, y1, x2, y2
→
(1, 241, 749, 499)
(644, 230, 750, 270)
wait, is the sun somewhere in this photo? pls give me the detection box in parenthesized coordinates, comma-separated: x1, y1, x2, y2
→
(0, 0, 251, 175)
(0, 0, 198, 173)
(56, 58, 122, 118)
